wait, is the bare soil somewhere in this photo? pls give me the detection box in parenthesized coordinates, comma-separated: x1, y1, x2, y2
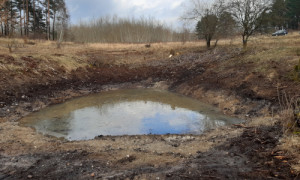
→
(0, 44, 299, 179)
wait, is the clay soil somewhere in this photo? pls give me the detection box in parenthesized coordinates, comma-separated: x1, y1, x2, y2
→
(1, 37, 300, 179)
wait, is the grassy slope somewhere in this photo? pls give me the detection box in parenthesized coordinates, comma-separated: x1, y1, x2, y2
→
(211, 32, 300, 173)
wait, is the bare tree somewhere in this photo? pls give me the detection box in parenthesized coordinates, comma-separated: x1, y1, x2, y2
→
(69, 16, 190, 43)
(228, 0, 272, 48)
(181, 0, 212, 23)
(182, 0, 234, 48)
(56, 2, 68, 48)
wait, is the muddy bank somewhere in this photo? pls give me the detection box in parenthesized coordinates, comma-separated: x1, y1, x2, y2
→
(0, 47, 298, 179)
(0, 122, 294, 179)
(0, 55, 205, 120)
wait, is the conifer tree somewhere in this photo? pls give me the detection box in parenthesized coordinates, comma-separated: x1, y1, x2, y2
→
(286, 0, 300, 29)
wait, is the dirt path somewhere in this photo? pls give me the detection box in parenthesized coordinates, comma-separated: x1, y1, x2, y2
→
(0, 47, 298, 179)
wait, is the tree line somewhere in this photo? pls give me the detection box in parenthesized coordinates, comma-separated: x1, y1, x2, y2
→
(184, 0, 300, 48)
(2, 0, 299, 46)
(0, 0, 68, 40)
(269, 0, 300, 30)
(69, 16, 196, 43)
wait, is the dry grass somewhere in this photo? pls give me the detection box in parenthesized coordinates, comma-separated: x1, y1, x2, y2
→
(226, 32, 300, 81)
(0, 32, 299, 79)
(0, 39, 91, 72)
(0, 34, 253, 68)
(247, 33, 300, 173)
(0, 35, 242, 67)
(0, 38, 201, 55)
(0, 31, 297, 56)
(0, 38, 204, 67)
(243, 32, 300, 174)
(189, 32, 300, 174)
(279, 134, 300, 173)
(0, 32, 299, 78)
(275, 93, 300, 174)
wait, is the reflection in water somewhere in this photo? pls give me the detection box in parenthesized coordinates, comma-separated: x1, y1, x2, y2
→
(20, 89, 242, 141)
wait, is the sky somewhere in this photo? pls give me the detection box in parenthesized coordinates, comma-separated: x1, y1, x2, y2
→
(65, 0, 187, 29)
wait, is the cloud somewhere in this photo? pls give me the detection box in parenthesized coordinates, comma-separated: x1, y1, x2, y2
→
(61, 101, 207, 139)
(65, 0, 186, 28)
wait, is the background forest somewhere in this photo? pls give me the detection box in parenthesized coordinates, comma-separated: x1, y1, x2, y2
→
(0, 0, 299, 43)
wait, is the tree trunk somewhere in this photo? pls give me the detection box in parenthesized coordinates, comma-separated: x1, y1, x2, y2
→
(9, 1, 13, 37)
(20, 8, 22, 36)
(47, 0, 50, 40)
(52, 12, 55, 40)
(214, 39, 219, 47)
(243, 41, 247, 49)
(23, 0, 26, 36)
(45, 5, 48, 39)
(57, 27, 63, 49)
(33, 0, 35, 37)
(10, 0, 13, 37)
(4, 23, 8, 36)
(206, 40, 211, 48)
(1, 22, 3, 36)
(4, 10, 8, 36)
(206, 37, 211, 48)
(26, 0, 28, 37)
(242, 35, 248, 49)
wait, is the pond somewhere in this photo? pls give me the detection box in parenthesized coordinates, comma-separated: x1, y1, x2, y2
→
(20, 89, 242, 141)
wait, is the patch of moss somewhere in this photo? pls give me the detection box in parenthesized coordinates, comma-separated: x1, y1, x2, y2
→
(293, 131, 300, 135)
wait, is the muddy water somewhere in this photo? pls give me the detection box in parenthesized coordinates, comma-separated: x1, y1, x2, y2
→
(20, 89, 242, 141)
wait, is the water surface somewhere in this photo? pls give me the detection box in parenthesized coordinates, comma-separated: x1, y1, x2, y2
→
(20, 89, 242, 140)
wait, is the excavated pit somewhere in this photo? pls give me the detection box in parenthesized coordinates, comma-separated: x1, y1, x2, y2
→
(0, 47, 297, 179)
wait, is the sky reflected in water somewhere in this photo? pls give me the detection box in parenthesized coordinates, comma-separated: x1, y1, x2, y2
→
(20, 89, 242, 141)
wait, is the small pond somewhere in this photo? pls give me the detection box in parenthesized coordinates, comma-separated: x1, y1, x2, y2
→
(20, 89, 242, 141)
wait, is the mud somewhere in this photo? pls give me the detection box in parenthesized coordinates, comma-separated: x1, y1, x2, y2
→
(0, 47, 298, 179)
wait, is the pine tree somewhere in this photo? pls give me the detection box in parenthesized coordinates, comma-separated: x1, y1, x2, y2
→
(270, 0, 287, 28)
(1, 0, 18, 36)
(286, 0, 300, 29)
(0, 0, 68, 38)
(15, 0, 24, 36)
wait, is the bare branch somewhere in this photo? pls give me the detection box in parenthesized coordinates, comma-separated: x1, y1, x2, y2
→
(228, 0, 272, 47)
(180, 0, 213, 22)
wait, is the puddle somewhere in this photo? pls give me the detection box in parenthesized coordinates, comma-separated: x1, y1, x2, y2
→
(20, 89, 242, 140)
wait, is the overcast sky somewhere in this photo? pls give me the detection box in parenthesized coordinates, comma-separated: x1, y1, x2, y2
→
(65, 0, 187, 29)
